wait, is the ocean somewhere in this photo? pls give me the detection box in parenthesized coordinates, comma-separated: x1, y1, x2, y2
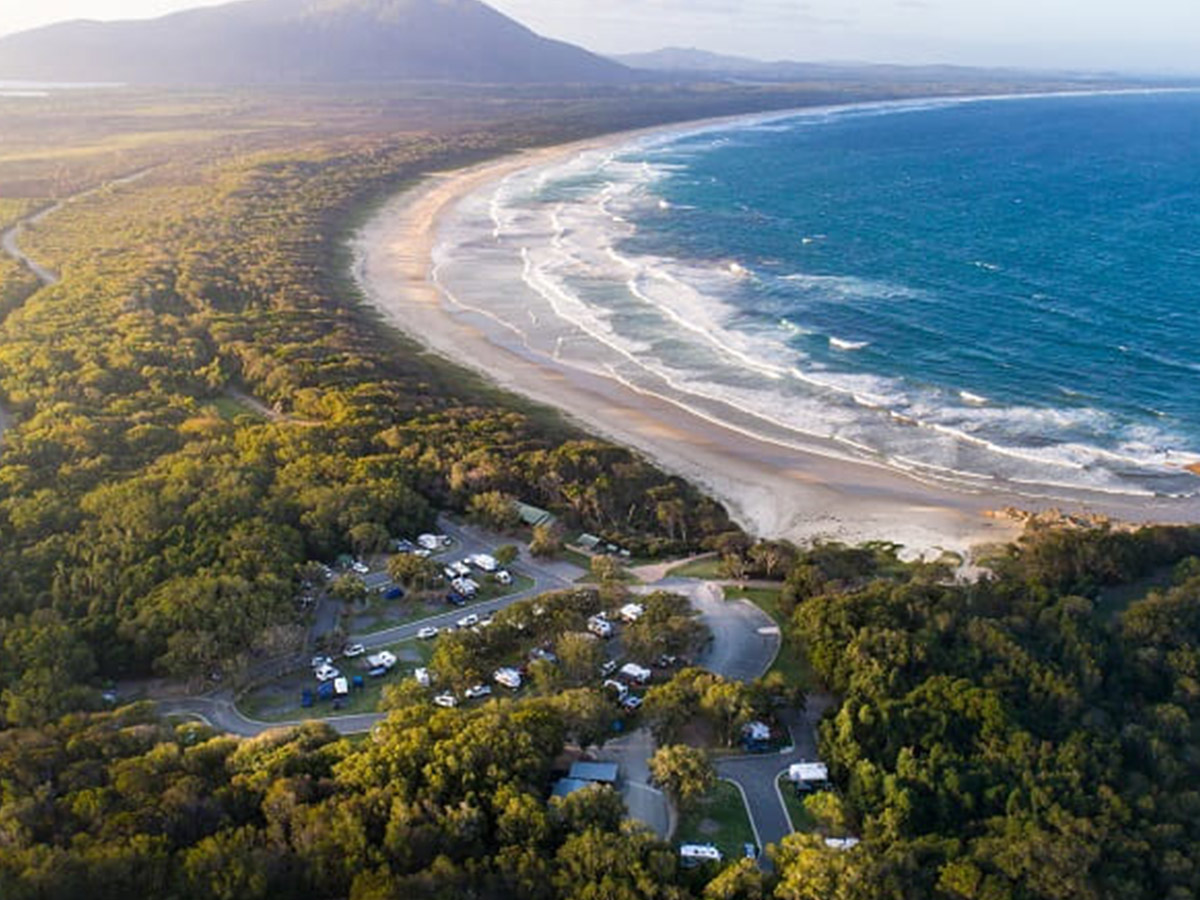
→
(434, 91, 1200, 504)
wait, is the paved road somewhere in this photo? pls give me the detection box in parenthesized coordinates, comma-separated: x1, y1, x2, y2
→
(641, 578, 780, 683)
(714, 703, 828, 862)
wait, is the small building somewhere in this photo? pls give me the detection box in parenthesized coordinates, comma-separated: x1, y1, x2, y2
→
(550, 777, 592, 799)
(514, 501, 556, 528)
(569, 761, 619, 784)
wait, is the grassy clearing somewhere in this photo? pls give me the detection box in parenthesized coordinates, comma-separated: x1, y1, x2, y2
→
(666, 555, 723, 579)
(207, 394, 266, 421)
(727, 587, 815, 691)
(349, 573, 534, 635)
(676, 780, 757, 862)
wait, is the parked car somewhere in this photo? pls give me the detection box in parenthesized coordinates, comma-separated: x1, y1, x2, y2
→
(433, 693, 458, 708)
(351, 560, 370, 574)
(446, 591, 467, 606)
(622, 695, 643, 711)
(478, 616, 494, 628)
(383, 586, 405, 600)
(743, 843, 759, 860)
(315, 664, 340, 682)
(342, 643, 366, 657)
(495, 570, 512, 585)
(417, 626, 440, 640)
(457, 613, 480, 629)
(311, 655, 332, 669)
(464, 684, 492, 700)
(600, 660, 619, 677)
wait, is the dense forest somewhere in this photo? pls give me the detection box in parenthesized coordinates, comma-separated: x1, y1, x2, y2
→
(773, 524, 1200, 900)
(2, 525, 1199, 898)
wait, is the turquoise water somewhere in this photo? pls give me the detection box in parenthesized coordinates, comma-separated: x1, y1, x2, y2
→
(439, 91, 1200, 501)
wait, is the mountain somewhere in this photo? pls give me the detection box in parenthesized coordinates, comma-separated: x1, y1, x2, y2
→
(613, 47, 1118, 86)
(0, 0, 634, 85)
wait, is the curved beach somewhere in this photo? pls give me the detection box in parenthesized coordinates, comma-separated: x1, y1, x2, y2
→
(352, 119, 1200, 557)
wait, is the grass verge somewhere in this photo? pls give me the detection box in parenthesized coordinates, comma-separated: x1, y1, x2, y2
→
(675, 779, 756, 862)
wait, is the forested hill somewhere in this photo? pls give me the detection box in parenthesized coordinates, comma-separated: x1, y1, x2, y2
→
(0, 0, 634, 85)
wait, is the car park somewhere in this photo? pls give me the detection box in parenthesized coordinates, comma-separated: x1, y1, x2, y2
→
(342, 643, 366, 657)
(433, 693, 458, 708)
(417, 626, 440, 640)
(464, 684, 492, 699)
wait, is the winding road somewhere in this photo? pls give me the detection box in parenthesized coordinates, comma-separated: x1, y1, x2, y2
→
(0, 169, 154, 443)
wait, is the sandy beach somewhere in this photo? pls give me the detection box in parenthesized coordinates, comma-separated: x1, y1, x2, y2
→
(353, 125, 1200, 559)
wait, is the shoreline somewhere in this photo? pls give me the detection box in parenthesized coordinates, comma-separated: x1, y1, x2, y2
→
(353, 110, 1200, 558)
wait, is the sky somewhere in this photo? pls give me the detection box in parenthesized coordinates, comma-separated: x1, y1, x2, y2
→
(1, 0, 1198, 74)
